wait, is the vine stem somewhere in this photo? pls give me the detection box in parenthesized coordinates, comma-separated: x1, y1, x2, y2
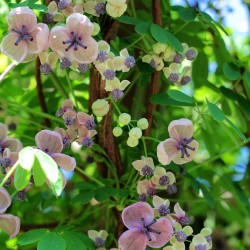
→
(0, 160, 20, 188)
(65, 71, 79, 110)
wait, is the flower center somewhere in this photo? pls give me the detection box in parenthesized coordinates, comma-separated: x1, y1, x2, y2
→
(195, 245, 206, 250)
(175, 231, 187, 242)
(124, 56, 135, 68)
(78, 63, 89, 73)
(94, 3, 106, 15)
(168, 73, 179, 83)
(65, 117, 74, 126)
(174, 54, 183, 63)
(103, 69, 116, 80)
(62, 137, 71, 149)
(85, 119, 96, 130)
(94, 237, 105, 247)
(0, 158, 11, 174)
(159, 175, 170, 185)
(141, 165, 154, 176)
(179, 215, 190, 226)
(63, 31, 87, 51)
(40, 63, 52, 75)
(141, 218, 161, 241)
(177, 137, 195, 158)
(166, 184, 177, 194)
(60, 57, 72, 69)
(97, 51, 108, 63)
(158, 205, 170, 216)
(82, 137, 93, 147)
(12, 25, 33, 46)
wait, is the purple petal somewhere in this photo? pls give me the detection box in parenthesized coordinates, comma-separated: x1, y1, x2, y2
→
(147, 218, 173, 248)
(35, 130, 63, 153)
(0, 188, 11, 214)
(122, 202, 154, 230)
(51, 153, 76, 171)
(0, 123, 7, 141)
(119, 228, 147, 250)
(0, 214, 20, 238)
(1, 138, 23, 152)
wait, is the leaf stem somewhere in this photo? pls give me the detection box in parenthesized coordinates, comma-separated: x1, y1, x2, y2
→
(0, 160, 20, 188)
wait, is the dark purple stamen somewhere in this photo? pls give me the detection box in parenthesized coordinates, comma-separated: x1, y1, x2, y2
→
(55, 108, 64, 117)
(8, 122, 17, 131)
(65, 117, 74, 126)
(94, 237, 105, 247)
(149, 59, 156, 68)
(0, 158, 11, 169)
(43, 13, 54, 24)
(12, 25, 33, 46)
(40, 63, 52, 75)
(62, 137, 71, 149)
(175, 231, 187, 242)
(58, 0, 69, 10)
(146, 187, 155, 197)
(141, 165, 154, 176)
(97, 51, 108, 63)
(186, 49, 197, 60)
(174, 54, 183, 63)
(158, 205, 170, 216)
(111, 89, 124, 101)
(78, 63, 89, 73)
(17, 190, 26, 201)
(82, 137, 94, 147)
(166, 184, 177, 194)
(85, 119, 96, 130)
(63, 31, 87, 51)
(159, 175, 170, 186)
(4, 178, 12, 187)
(181, 76, 191, 85)
(195, 245, 206, 250)
(179, 215, 190, 226)
(94, 3, 106, 15)
(177, 137, 195, 158)
(168, 73, 179, 83)
(124, 56, 136, 68)
(138, 194, 147, 202)
(103, 69, 116, 80)
(141, 218, 161, 241)
(60, 57, 72, 69)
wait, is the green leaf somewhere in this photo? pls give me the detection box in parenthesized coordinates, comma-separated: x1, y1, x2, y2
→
(37, 232, 66, 250)
(34, 149, 59, 183)
(14, 164, 31, 191)
(200, 185, 215, 208)
(135, 21, 151, 34)
(223, 62, 241, 81)
(192, 52, 208, 87)
(178, 8, 196, 22)
(117, 16, 139, 25)
(19, 147, 35, 171)
(207, 100, 225, 122)
(32, 4, 48, 12)
(18, 229, 48, 245)
(243, 71, 250, 99)
(49, 172, 64, 197)
(167, 89, 195, 103)
(225, 117, 247, 142)
(150, 24, 183, 52)
(199, 11, 213, 21)
(71, 190, 95, 204)
(95, 188, 110, 202)
(33, 158, 46, 187)
(63, 231, 87, 250)
(151, 93, 195, 106)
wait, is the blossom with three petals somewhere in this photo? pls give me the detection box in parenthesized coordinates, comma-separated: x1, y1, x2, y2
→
(112, 49, 135, 72)
(0, 187, 20, 238)
(39, 51, 59, 75)
(50, 13, 98, 64)
(77, 125, 97, 147)
(84, 0, 106, 17)
(1, 7, 49, 63)
(157, 118, 199, 165)
(118, 202, 173, 250)
(163, 63, 180, 83)
(0, 123, 22, 155)
(137, 179, 157, 197)
(35, 130, 76, 171)
(151, 166, 176, 189)
(105, 78, 130, 100)
(88, 230, 108, 249)
(55, 99, 74, 117)
(152, 195, 171, 217)
(132, 156, 155, 176)
(54, 127, 77, 149)
(189, 234, 209, 250)
(106, 0, 127, 18)
(171, 203, 190, 226)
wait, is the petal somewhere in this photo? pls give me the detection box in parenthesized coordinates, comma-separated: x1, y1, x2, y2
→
(147, 218, 173, 248)
(99, 230, 108, 240)
(157, 142, 169, 165)
(1, 138, 23, 152)
(173, 242, 185, 250)
(1, 33, 28, 62)
(193, 234, 206, 244)
(77, 112, 90, 124)
(88, 230, 99, 241)
(152, 195, 165, 208)
(120, 48, 129, 58)
(77, 125, 89, 138)
(7, 7, 37, 32)
(98, 40, 110, 52)
(174, 203, 185, 217)
(0, 123, 7, 141)
(50, 26, 71, 53)
(51, 153, 76, 171)
(48, 51, 59, 68)
(183, 226, 193, 236)
(168, 118, 194, 141)
(0, 214, 20, 238)
(84, 1, 97, 16)
(35, 130, 63, 153)
(166, 171, 176, 184)
(66, 129, 77, 141)
(70, 37, 98, 64)
(112, 57, 124, 71)
(104, 77, 120, 92)
(120, 80, 130, 90)
(66, 13, 94, 36)
(200, 227, 212, 237)
(48, 1, 58, 13)
(0, 188, 11, 214)
(169, 63, 179, 73)
(62, 99, 74, 109)
(132, 159, 145, 173)
(122, 202, 154, 229)
(118, 228, 147, 250)
(154, 166, 167, 176)
(173, 140, 199, 165)
(63, 110, 76, 119)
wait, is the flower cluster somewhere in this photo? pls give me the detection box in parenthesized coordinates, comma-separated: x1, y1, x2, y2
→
(142, 42, 198, 85)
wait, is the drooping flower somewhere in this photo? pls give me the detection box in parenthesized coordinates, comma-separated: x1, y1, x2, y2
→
(77, 125, 97, 147)
(189, 234, 209, 250)
(151, 166, 176, 189)
(39, 51, 59, 75)
(1, 7, 49, 63)
(163, 63, 180, 83)
(137, 179, 157, 198)
(105, 78, 130, 101)
(106, 0, 127, 18)
(152, 195, 170, 217)
(88, 230, 108, 248)
(0, 148, 18, 174)
(132, 157, 155, 176)
(112, 49, 135, 72)
(35, 130, 76, 171)
(55, 99, 74, 117)
(0, 123, 23, 155)
(50, 13, 98, 64)
(118, 202, 173, 250)
(77, 112, 96, 130)
(157, 118, 199, 165)
(0, 187, 20, 238)
(180, 66, 192, 85)
(171, 203, 190, 226)
(84, 0, 106, 17)
(63, 110, 79, 130)
(54, 127, 77, 149)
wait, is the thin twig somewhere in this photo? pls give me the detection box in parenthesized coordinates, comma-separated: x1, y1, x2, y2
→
(0, 61, 17, 83)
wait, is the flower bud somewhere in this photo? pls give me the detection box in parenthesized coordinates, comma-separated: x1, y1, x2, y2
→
(113, 127, 123, 137)
(119, 113, 131, 125)
(92, 99, 110, 117)
(126, 136, 139, 147)
(129, 127, 142, 139)
(92, 22, 100, 36)
(137, 118, 149, 130)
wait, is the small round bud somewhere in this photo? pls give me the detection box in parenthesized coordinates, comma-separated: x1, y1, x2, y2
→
(168, 73, 179, 83)
(186, 49, 197, 60)
(119, 113, 131, 125)
(40, 63, 52, 75)
(111, 89, 124, 101)
(137, 118, 149, 130)
(113, 127, 123, 137)
(138, 194, 147, 202)
(129, 127, 142, 139)
(126, 137, 139, 147)
(92, 22, 100, 36)
(175, 231, 187, 242)
(166, 184, 177, 194)
(179, 216, 190, 226)
(92, 99, 110, 117)
(181, 76, 191, 85)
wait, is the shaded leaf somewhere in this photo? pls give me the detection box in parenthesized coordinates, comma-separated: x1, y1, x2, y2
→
(207, 100, 225, 122)
(18, 229, 48, 245)
(14, 164, 31, 191)
(225, 117, 247, 142)
(151, 93, 195, 106)
(37, 232, 66, 250)
(223, 62, 240, 81)
(135, 21, 151, 34)
(167, 89, 195, 103)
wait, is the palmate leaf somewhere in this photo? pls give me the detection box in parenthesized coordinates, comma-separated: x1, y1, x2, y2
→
(18, 229, 48, 245)
(37, 232, 66, 250)
(9, 0, 48, 11)
(14, 163, 31, 191)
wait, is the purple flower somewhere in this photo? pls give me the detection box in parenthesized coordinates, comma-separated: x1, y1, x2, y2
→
(119, 202, 173, 250)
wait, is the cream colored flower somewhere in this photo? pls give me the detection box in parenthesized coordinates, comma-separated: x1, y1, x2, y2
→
(106, 0, 127, 18)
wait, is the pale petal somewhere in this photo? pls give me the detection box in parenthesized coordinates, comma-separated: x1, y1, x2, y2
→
(122, 202, 154, 229)
(193, 234, 206, 244)
(104, 78, 120, 92)
(62, 99, 74, 109)
(182, 43, 189, 53)
(99, 230, 108, 240)
(55, 127, 66, 138)
(0, 214, 20, 238)
(106, 2, 127, 18)
(1, 33, 28, 62)
(77, 112, 91, 124)
(169, 63, 179, 73)
(166, 171, 176, 184)
(39, 52, 48, 64)
(142, 55, 152, 64)
(118, 228, 147, 250)
(98, 40, 110, 52)
(120, 80, 130, 90)
(168, 118, 194, 141)
(147, 218, 173, 248)
(88, 230, 99, 241)
(71, 37, 98, 64)
(200, 227, 212, 236)
(183, 226, 193, 236)
(50, 26, 71, 53)
(7, 7, 37, 32)
(22, 53, 37, 63)
(51, 153, 76, 171)
(174, 203, 185, 217)
(157, 139, 179, 165)
(48, 1, 58, 14)
(163, 67, 171, 78)
(152, 195, 165, 208)
(154, 166, 167, 176)
(120, 48, 129, 58)
(157, 142, 169, 165)
(48, 51, 59, 68)
(132, 159, 145, 172)
(173, 242, 185, 250)
(35, 130, 63, 153)
(54, 13, 65, 22)
(1, 138, 23, 152)
(84, 1, 97, 16)
(66, 13, 94, 36)
(63, 110, 76, 119)
(173, 140, 199, 165)
(66, 129, 77, 141)
(78, 125, 89, 138)
(112, 57, 124, 71)
(0, 123, 7, 141)
(0, 188, 11, 214)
